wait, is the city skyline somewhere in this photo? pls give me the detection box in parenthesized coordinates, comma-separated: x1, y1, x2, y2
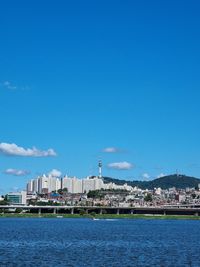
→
(1, 1, 200, 193)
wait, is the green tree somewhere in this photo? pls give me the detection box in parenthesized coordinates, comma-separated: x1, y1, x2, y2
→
(90, 211, 96, 217)
(15, 208, 23, 213)
(0, 197, 8, 205)
(87, 190, 98, 198)
(79, 209, 86, 216)
(87, 190, 104, 199)
(144, 193, 153, 202)
(58, 188, 68, 195)
(63, 188, 68, 193)
(102, 209, 107, 214)
(191, 193, 196, 199)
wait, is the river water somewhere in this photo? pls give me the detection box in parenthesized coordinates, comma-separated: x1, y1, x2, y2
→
(0, 218, 199, 266)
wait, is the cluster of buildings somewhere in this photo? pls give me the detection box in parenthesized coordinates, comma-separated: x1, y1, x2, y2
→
(26, 175, 132, 195)
(26, 161, 132, 195)
(7, 161, 133, 205)
(5, 176, 200, 207)
(3, 162, 200, 207)
(109, 186, 200, 208)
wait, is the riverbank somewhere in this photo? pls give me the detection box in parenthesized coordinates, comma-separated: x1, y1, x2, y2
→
(0, 213, 200, 220)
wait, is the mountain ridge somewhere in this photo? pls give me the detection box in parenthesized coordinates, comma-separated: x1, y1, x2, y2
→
(103, 174, 200, 190)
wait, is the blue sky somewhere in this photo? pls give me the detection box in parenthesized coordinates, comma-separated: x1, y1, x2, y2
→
(0, 0, 200, 193)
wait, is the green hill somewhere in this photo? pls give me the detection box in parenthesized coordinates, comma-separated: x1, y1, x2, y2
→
(103, 174, 200, 190)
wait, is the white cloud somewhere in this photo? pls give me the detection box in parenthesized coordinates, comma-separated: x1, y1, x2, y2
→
(2, 81, 17, 90)
(107, 161, 133, 170)
(103, 147, 119, 153)
(48, 169, 62, 177)
(1, 81, 30, 91)
(142, 173, 150, 180)
(4, 168, 30, 176)
(0, 142, 57, 157)
(157, 173, 166, 178)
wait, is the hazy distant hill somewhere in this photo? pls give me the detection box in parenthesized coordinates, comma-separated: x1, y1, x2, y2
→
(103, 175, 200, 190)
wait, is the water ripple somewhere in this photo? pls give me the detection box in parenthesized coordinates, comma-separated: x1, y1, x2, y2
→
(0, 218, 199, 266)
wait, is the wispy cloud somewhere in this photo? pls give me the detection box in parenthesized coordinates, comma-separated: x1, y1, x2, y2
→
(4, 168, 30, 176)
(107, 161, 133, 170)
(2, 81, 17, 90)
(103, 147, 127, 153)
(157, 173, 166, 178)
(142, 173, 150, 180)
(103, 147, 119, 153)
(1, 81, 29, 91)
(0, 142, 57, 157)
(48, 169, 62, 177)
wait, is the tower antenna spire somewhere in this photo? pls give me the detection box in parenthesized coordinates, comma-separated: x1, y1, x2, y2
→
(98, 160, 102, 179)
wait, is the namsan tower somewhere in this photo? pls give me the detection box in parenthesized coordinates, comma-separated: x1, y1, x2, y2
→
(98, 160, 102, 179)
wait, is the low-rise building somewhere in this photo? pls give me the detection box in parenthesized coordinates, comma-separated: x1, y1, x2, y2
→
(7, 191, 27, 205)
